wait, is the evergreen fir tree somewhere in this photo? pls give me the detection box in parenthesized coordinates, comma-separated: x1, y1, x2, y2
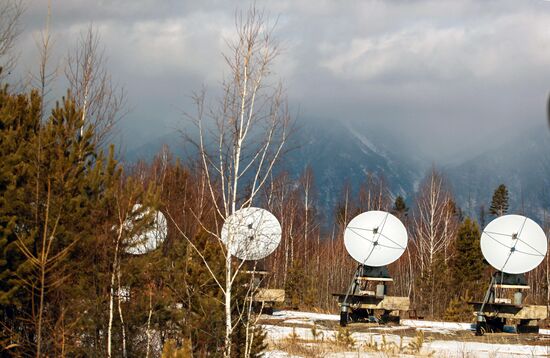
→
(392, 195, 409, 217)
(415, 251, 450, 318)
(450, 218, 484, 300)
(0, 85, 128, 355)
(285, 261, 317, 309)
(444, 290, 473, 322)
(0, 86, 42, 351)
(489, 184, 509, 217)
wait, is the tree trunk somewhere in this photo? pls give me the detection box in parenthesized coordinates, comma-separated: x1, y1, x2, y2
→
(145, 288, 153, 358)
(117, 270, 127, 358)
(107, 227, 122, 358)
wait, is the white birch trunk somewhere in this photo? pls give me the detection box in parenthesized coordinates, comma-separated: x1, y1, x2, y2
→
(107, 225, 123, 358)
(117, 270, 127, 358)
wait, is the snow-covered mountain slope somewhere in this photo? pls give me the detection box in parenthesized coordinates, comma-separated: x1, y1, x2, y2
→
(282, 120, 425, 221)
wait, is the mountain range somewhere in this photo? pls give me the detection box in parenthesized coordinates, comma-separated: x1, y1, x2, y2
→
(124, 119, 550, 226)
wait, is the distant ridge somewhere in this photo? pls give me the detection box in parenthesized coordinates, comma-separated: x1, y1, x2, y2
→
(124, 119, 550, 226)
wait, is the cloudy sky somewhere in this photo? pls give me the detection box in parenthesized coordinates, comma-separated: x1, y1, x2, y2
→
(13, 0, 550, 162)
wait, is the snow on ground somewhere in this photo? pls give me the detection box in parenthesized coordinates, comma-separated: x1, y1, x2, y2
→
(263, 324, 333, 342)
(401, 319, 472, 331)
(263, 351, 293, 358)
(262, 310, 550, 357)
(269, 310, 339, 323)
(426, 340, 550, 357)
(401, 319, 472, 335)
(265, 310, 474, 332)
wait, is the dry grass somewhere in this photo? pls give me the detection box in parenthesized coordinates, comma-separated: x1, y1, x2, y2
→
(270, 326, 435, 357)
(270, 327, 339, 357)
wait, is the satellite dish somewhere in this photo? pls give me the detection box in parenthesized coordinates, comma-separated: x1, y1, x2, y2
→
(480, 214, 547, 274)
(124, 204, 168, 255)
(344, 210, 408, 267)
(221, 207, 281, 261)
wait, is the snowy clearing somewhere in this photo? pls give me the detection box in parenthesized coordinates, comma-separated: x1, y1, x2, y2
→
(261, 310, 550, 357)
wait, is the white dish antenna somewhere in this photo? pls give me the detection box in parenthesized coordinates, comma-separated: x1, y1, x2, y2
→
(480, 214, 547, 274)
(124, 204, 168, 255)
(344, 210, 408, 267)
(221, 207, 281, 261)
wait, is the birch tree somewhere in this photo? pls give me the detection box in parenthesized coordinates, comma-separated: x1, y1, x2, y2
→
(300, 166, 314, 271)
(105, 177, 159, 358)
(179, 6, 290, 357)
(358, 173, 392, 212)
(264, 171, 299, 287)
(411, 168, 458, 316)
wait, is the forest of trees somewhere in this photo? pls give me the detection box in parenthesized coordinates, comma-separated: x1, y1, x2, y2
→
(1, 2, 550, 357)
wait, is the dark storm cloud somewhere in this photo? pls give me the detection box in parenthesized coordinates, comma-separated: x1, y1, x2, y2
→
(14, 0, 550, 161)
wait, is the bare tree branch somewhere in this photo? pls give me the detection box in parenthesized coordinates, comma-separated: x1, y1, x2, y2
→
(0, 0, 23, 80)
(65, 24, 127, 145)
(184, 6, 291, 357)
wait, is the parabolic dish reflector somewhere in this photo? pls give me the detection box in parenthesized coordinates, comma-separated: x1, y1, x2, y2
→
(344, 210, 408, 267)
(221, 207, 281, 261)
(124, 204, 168, 255)
(480, 214, 547, 274)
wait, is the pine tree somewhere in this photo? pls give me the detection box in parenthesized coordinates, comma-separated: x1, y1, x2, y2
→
(444, 290, 473, 322)
(0, 86, 42, 351)
(449, 218, 484, 303)
(285, 261, 317, 309)
(392, 195, 409, 217)
(0, 85, 129, 355)
(489, 184, 509, 217)
(415, 251, 450, 318)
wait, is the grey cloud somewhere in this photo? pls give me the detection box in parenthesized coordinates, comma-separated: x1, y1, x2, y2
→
(12, 0, 550, 161)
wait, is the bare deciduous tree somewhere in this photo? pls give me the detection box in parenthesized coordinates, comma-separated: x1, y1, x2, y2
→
(358, 173, 391, 212)
(31, 1, 57, 116)
(175, 6, 290, 357)
(65, 25, 126, 145)
(411, 168, 458, 316)
(0, 0, 23, 80)
(412, 169, 452, 273)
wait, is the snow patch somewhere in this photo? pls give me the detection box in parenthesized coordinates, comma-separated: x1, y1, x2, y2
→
(426, 340, 550, 358)
(262, 350, 293, 358)
(401, 319, 472, 331)
(343, 123, 387, 159)
(267, 310, 340, 323)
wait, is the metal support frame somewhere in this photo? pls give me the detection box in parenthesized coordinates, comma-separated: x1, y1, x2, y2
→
(475, 275, 496, 336)
(340, 264, 362, 326)
(474, 271, 537, 336)
(339, 264, 392, 326)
